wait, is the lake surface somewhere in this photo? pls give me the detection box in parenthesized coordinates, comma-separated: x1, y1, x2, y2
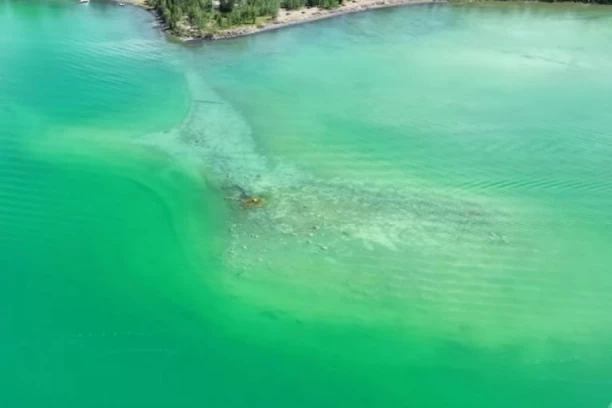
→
(1, 1, 612, 406)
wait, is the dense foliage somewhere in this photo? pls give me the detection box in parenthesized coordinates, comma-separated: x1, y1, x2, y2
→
(149, 0, 612, 36)
(148, 0, 344, 36)
(281, 0, 342, 10)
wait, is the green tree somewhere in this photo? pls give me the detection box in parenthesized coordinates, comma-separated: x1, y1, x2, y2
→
(219, 0, 234, 13)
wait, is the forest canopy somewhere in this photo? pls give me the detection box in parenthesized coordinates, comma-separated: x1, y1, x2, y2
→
(147, 0, 344, 36)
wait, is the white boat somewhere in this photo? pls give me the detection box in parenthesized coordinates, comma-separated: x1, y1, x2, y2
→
(79, 0, 89, 3)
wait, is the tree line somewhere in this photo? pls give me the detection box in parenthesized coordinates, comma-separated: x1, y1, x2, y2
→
(148, 0, 612, 37)
(147, 0, 345, 36)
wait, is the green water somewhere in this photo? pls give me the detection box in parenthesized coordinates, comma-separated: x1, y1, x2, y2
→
(2, 1, 612, 406)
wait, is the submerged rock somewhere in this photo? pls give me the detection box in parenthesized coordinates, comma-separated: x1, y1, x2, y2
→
(223, 184, 267, 210)
(241, 196, 266, 209)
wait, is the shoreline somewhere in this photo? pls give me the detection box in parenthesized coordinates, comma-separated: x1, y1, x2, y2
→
(123, 0, 445, 41)
(209, 0, 445, 41)
(121, 0, 609, 42)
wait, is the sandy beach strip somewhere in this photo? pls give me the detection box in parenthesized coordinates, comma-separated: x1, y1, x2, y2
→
(216, 0, 445, 39)
(122, 0, 444, 40)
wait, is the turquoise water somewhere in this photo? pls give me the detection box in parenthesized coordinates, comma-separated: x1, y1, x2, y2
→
(2, 1, 612, 406)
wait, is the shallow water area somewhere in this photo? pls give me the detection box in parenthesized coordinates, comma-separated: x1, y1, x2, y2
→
(185, 3, 612, 351)
(2, 1, 612, 407)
